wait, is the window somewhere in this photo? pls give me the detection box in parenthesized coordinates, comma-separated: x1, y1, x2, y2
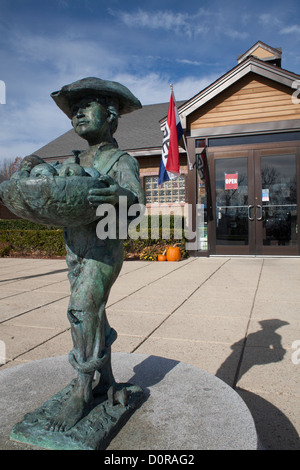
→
(206, 131, 300, 147)
(145, 175, 186, 204)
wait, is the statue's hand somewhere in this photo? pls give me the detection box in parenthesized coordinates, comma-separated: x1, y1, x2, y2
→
(87, 175, 120, 207)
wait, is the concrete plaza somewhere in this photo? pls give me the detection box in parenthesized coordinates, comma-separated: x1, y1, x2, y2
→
(0, 256, 299, 450)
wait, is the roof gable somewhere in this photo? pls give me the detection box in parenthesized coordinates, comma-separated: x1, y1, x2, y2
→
(237, 40, 282, 64)
(189, 72, 300, 130)
(170, 56, 300, 130)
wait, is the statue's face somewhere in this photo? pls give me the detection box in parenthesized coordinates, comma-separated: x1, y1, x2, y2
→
(71, 97, 110, 144)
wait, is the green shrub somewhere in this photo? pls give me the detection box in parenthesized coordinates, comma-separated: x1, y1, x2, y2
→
(0, 241, 11, 256)
(0, 229, 66, 257)
(0, 221, 188, 259)
(0, 219, 60, 230)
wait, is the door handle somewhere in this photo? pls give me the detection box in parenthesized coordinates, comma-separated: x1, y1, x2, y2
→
(248, 205, 255, 221)
(256, 204, 263, 221)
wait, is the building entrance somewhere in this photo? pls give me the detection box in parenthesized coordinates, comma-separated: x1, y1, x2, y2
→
(208, 145, 299, 255)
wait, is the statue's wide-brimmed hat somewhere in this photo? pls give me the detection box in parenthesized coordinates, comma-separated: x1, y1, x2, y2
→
(51, 77, 142, 119)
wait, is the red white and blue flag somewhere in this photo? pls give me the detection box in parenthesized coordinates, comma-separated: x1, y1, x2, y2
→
(158, 88, 183, 185)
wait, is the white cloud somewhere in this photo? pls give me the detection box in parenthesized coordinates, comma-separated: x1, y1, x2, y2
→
(259, 13, 300, 36)
(259, 13, 281, 26)
(110, 8, 212, 38)
(225, 29, 249, 40)
(0, 99, 71, 160)
(112, 71, 218, 105)
(170, 75, 219, 102)
(112, 72, 171, 104)
(9, 32, 125, 82)
(176, 59, 203, 66)
(111, 6, 253, 42)
(112, 9, 190, 33)
(280, 24, 300, 34)
(0, 29, 130, 163)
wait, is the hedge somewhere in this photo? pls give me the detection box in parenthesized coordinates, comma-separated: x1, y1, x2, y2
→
(0, 217, 188, 260)
(0, 229, 66, 257)
(0, 215, 185, 231)
(0, 219, 60, 230)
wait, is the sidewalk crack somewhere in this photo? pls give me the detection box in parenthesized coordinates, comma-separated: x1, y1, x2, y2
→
(108, 257, 197, 308)
(232, 258, 264, 389)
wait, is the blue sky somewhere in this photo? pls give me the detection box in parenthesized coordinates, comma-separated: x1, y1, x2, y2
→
(0, 0, 300, 164)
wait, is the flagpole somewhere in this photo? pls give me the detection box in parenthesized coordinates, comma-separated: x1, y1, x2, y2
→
(182, 135, 193, 171)
(170, 84, 193, 171)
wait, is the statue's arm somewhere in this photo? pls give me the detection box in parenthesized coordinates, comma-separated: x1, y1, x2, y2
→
(88, 154, 145, 208)
(114, 154, 145, 206)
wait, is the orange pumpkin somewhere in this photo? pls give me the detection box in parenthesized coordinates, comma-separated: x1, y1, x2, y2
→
(166, 246, 181, 262)
(158, 249, 167, 262)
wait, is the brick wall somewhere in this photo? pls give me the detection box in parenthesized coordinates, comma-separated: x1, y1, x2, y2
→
(0, 202, 19, 219)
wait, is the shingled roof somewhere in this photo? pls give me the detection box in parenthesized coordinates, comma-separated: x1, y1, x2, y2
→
(34, 101, 185, 160)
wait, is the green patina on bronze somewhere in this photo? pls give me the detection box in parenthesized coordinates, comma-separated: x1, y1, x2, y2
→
(0, 77, 146, 449)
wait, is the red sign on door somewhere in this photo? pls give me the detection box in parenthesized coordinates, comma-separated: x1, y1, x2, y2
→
(225, 173, 238, 190)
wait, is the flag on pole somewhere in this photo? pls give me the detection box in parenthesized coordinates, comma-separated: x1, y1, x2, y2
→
(158, 86, 183, 185)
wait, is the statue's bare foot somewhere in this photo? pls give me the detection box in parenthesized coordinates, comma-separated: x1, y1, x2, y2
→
(47, 376, 93, 432)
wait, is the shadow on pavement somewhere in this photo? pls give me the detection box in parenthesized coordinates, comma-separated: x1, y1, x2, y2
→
(216, 319, 299, 450)
(0, 268, 68, 283)
(237, 387, 300, 450)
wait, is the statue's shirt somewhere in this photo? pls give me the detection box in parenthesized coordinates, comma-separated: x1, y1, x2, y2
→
(63, 143, 144, 259)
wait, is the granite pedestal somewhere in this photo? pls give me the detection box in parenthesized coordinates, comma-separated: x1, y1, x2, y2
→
(0, 353, 260, 450)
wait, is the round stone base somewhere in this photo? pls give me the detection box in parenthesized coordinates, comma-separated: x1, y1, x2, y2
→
(0, 353, 260, 450)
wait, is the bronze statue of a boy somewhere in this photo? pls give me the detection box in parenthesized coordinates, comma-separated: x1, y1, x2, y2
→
(46, 78, 145, 432)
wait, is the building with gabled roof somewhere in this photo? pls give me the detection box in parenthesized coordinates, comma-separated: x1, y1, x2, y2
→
(177, 41, 300, 256)
(2, 41, 300, 257)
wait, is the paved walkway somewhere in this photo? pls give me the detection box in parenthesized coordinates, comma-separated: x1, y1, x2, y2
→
(0, 256, 299, 450)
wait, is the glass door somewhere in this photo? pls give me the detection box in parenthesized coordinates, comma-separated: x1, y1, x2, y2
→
(214, 156, 252, 254)
(210, 149, 254, 255)
(209, 146, 299, 255)
(255, 150, 298, 255)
